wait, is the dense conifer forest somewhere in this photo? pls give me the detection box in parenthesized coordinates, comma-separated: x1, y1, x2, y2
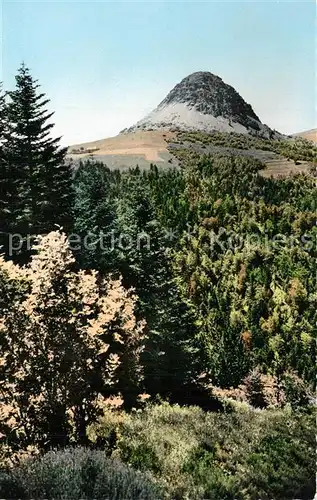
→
(0, 66, 316, 499)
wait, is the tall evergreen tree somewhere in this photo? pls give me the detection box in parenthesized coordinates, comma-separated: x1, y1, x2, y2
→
(0, 83, 10, 253)
(5, 63, 73, 252)
(73, 160, 117, 272)
(115, 172, 199, 397)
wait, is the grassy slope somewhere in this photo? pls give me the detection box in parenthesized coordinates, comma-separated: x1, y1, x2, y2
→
(67, 128, 316, 177)
(168, 130, 316, 177)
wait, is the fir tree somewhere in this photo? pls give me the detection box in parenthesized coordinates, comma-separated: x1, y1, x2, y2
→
(73, 160, 117, 272)
(5, 63, 73, 251)
(115, 172, 199, 397)
(0, 83, 10, 253)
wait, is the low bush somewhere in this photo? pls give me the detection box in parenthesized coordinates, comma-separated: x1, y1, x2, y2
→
(245, 430, 315, 499)
(175, 130, 316, 163)
(0, 447, 162, 499)
(183, 448, 243, 499)
(88, 402, 316, 499)
(2, 403, 315, 499)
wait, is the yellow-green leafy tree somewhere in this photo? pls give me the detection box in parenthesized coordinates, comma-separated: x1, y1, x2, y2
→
(0, 231, 145, 462)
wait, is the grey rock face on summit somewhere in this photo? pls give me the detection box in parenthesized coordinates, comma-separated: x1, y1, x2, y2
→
(125, 72, 281, 138)
(161, 72, 260, 124)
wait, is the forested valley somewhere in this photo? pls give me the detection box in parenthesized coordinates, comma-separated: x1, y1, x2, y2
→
(0, 65, 316, 499)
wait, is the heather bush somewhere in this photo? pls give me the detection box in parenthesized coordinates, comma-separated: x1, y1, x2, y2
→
(244, 418, 316, 499)
(0, 447, 162, 499)
(89, 403, 205, 496)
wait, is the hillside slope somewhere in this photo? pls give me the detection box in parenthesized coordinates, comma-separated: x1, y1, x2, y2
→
(293, 128, 317, 144)
(68, 130, 174, 169)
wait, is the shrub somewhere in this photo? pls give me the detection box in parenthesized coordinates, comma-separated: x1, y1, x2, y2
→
(89, 403, 204, 495)
(183, 448, 242, 499)
(244, 368, 267, 408)
(282, 371, 313, 409)
(0, 447, 162, 499)
(120, 443, 161, 473)
(245, 424, 315, 499)
(89, 402, 316, 499)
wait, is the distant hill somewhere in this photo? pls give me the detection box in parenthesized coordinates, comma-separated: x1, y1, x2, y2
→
(293, 128, 317, 144)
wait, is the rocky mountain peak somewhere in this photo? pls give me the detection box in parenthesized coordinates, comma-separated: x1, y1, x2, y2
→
(124, 71, 280, 138)
(160, 71, 261, 124)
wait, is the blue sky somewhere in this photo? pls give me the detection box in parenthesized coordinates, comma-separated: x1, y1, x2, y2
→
(1, 0, 316, 145)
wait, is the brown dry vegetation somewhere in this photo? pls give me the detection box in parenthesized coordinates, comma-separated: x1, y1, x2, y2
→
(68, 130, 175, 162)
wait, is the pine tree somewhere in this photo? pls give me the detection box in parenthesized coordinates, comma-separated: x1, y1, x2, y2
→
(5, 63, 73, 252)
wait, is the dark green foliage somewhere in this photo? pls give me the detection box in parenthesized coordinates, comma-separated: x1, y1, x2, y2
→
(184, 419, 316, 500)
(0, 447, 162, 499)
(183, 448, 242, 499)
(0, 83, 12, 254)
(73, 164, 199, 399)
(116, 172, 198, 396)
(246, 423, 315, 499)
(120, 443, 161, 474)
(3, 64, 73, 258)
(73, 160, 117, 271)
